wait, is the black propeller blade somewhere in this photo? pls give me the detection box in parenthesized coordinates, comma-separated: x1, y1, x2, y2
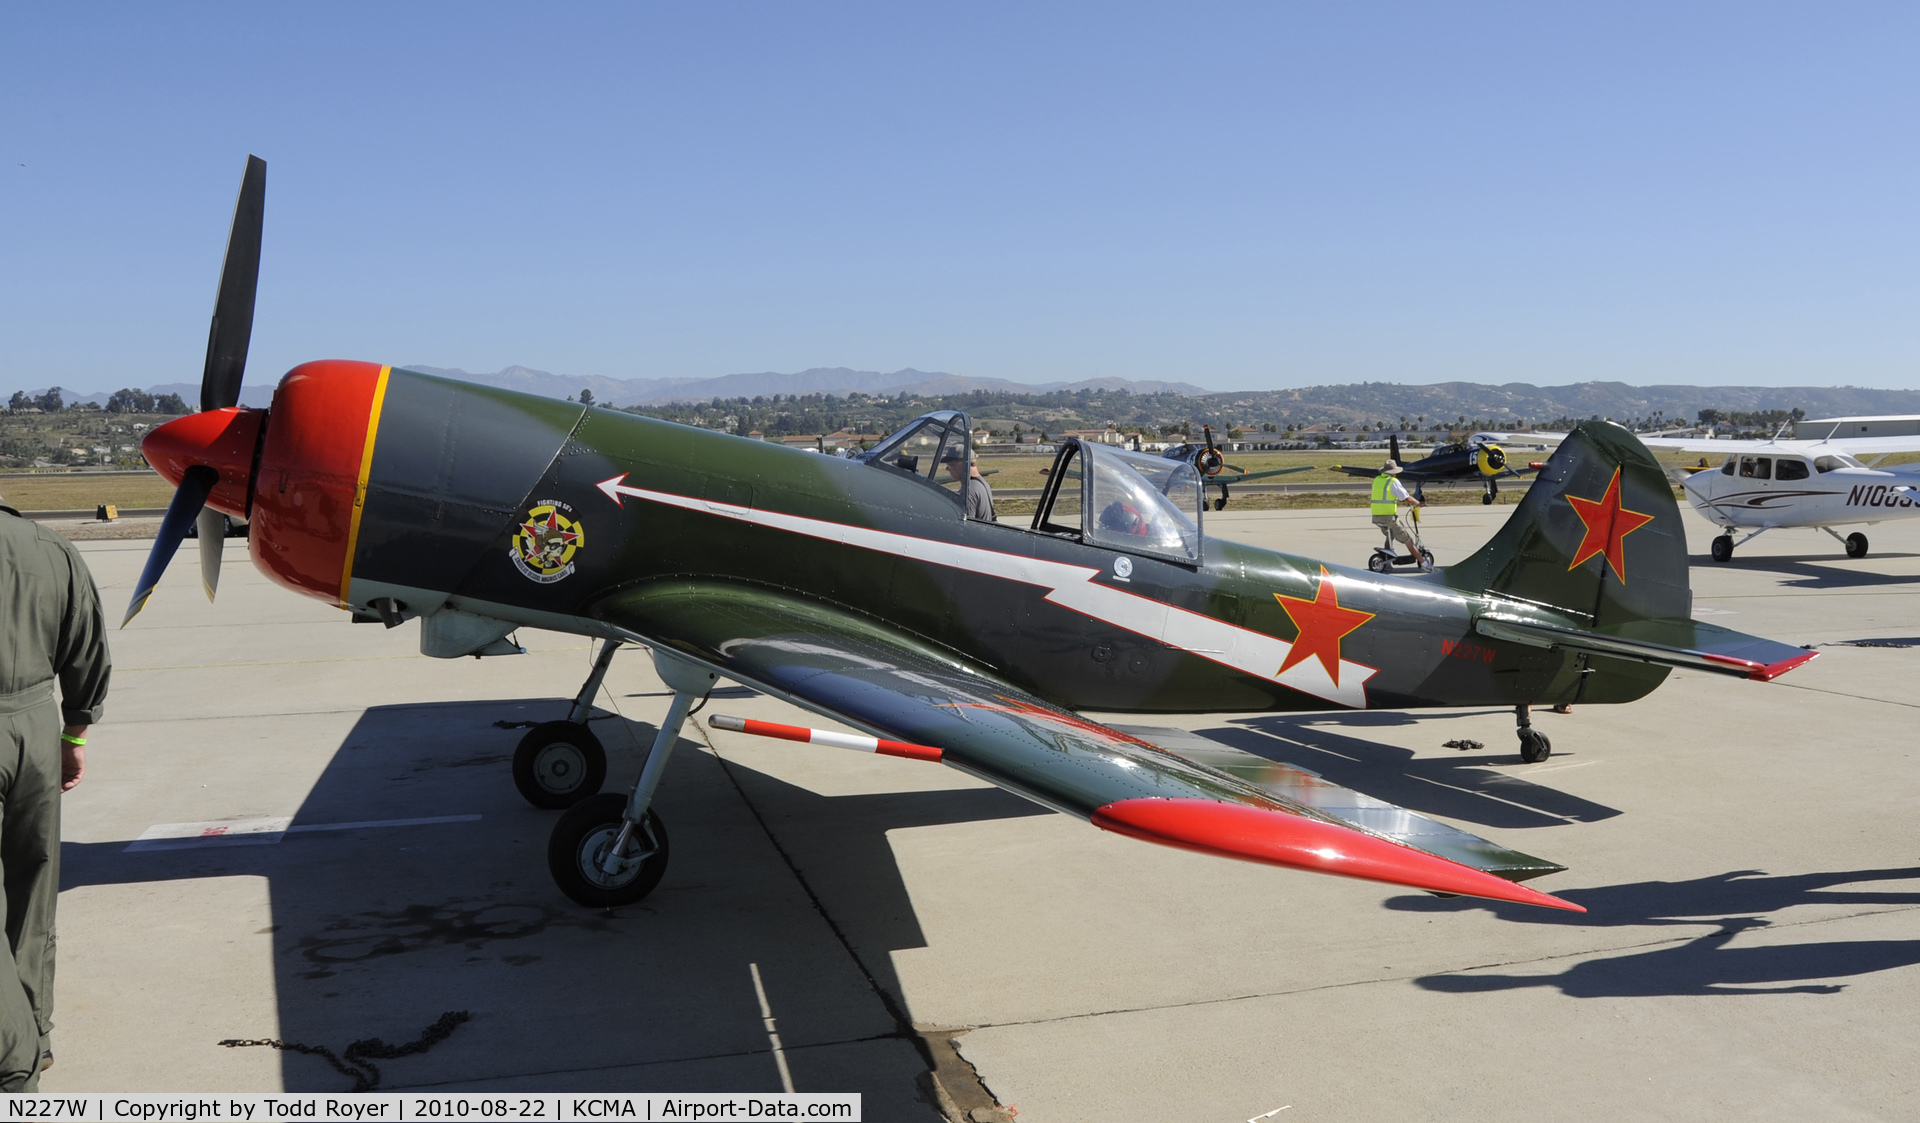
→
(125, 156, 267, 625)
(124, 467, 218, 626)
(201, 155, 265, 412)
(1195, 424, 1225, 476)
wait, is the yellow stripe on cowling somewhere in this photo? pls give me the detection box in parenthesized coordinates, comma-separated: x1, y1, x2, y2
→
(337, 366, 392, 608)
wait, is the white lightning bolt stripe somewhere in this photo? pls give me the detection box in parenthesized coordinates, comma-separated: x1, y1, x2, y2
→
(597, 475, 1375, 707)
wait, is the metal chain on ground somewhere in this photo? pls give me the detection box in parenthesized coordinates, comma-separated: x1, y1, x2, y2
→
(219, 1010, 471, 1092)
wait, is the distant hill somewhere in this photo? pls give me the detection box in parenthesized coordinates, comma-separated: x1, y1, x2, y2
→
(399, 365, 1212, 406)
(1194, 381, 1920, 426)
(9, 369, 1920, 426)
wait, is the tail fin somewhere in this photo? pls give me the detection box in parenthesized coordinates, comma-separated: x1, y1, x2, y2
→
(1447, 421, 1689, 627)
(1389, 433, 1401, 466)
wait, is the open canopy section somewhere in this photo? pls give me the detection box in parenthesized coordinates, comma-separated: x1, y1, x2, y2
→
(856, 410, 972, 503)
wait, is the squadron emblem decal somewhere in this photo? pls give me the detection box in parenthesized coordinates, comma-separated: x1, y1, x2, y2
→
(511, 500, 585, 584)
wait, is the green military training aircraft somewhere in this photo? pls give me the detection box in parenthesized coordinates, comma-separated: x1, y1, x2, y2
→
(126, 158, 1817, 915)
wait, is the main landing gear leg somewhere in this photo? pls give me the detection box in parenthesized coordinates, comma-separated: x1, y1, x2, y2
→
(512, 638, 622, 809)
(548, 648, 717, 907)
(1821, 526, 1869, 559)
(1516, 703, 1551, 763)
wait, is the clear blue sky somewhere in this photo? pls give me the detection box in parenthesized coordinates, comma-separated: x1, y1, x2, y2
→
(4, 3, 1917, 395)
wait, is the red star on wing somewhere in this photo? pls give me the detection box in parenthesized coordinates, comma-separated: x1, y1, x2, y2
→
(1274, 566, 1375, 686)
(1565, 467, 1656, 582)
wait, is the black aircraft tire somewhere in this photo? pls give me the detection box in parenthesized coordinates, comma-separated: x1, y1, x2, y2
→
(1481, 492, 1494, 505)
(1710, 535, 1734, 563)
(549, 794, 669, 908)
(513, 721, 608, 810)
(1519, 730, 1551, 764)
(1846, 532, 1869, 559)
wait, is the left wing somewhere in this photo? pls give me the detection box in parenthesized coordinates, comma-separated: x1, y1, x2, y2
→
(1219, 464, 1315, 483)
(594, 580, 1582, 910)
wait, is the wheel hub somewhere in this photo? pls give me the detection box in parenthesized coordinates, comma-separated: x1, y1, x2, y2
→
(578, 825, 641, 889)
(535, 743, 587, 792)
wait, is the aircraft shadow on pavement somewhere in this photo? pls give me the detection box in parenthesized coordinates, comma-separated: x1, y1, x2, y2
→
(1399, 866, 1920, 997)
(1205, 714, 1621, 830)
(1688, 553, 1920, 590)
(61, 697, 1036, 1107)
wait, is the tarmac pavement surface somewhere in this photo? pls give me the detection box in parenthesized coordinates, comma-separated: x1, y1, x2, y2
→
(42, 503, 1920, 1121)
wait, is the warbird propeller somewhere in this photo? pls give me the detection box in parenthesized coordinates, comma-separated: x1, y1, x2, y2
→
(130, 159, 1817, 913)
(1159, 424, 1312, 510)
(1330, 433, 1544, 505)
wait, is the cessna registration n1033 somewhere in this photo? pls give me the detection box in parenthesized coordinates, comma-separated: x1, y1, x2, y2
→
(126, 157, 1818, 915)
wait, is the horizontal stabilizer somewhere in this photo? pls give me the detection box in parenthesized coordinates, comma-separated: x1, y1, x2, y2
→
(1115, 725, 1567, 883)
(1475, 614, 1816, 682)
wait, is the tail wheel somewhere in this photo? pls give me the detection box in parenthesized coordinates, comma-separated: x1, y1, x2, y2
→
(549, 794, 670, 907)
(1710, 535, 1734, 563)
(1845, 532, 1869, 559)
(513, 721, 608, 810)
(1518, 729, 1551, 763)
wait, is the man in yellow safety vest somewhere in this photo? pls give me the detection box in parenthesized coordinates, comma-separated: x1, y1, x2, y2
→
(1370, 462, 1423, 554)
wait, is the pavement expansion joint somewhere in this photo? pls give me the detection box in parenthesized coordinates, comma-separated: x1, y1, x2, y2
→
(379, 1030, 911, 1093)
(1773, 681, 1920, 710)
(702, 726, 984, 1120)
(954, 901, 1920, 1033)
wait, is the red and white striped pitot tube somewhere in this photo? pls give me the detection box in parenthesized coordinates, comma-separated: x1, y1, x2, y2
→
(707, 715, 944, 762)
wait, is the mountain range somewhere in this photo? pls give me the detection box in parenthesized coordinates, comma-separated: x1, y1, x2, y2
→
(399, 365, 1213, 406)
(11, 365, 1920, 424)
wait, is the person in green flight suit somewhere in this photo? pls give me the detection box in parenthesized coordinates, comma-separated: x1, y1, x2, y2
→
(1370, 461, 1423, 555)
(0, 495, 110, 1090)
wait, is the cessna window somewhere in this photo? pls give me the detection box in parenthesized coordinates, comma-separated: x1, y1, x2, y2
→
(1814, 454, 1864, 473)
(1739, 456, 1771, 480)
(858, 413, 968, 501)
(1774, 458, 1811, 481)
(1720, 457, 1735, 476)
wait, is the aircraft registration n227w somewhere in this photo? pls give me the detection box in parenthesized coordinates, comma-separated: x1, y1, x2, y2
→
(127, 158, 1816, 915)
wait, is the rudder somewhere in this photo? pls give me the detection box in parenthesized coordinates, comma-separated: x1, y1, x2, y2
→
(1447, 422, 1689, 626)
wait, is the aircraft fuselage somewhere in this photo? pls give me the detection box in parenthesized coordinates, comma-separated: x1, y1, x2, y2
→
(275, 364, 1666, 716)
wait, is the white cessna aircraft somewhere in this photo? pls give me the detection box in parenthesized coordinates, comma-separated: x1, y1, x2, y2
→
(1492, 417, 1920, 562)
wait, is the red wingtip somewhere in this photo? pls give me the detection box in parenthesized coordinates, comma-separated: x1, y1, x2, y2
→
(1092, 798, 1585, 912)
(1702, 649, 1819, 681)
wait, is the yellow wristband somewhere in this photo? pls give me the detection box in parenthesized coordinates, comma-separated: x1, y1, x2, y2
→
(60, 734, 86, 746)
